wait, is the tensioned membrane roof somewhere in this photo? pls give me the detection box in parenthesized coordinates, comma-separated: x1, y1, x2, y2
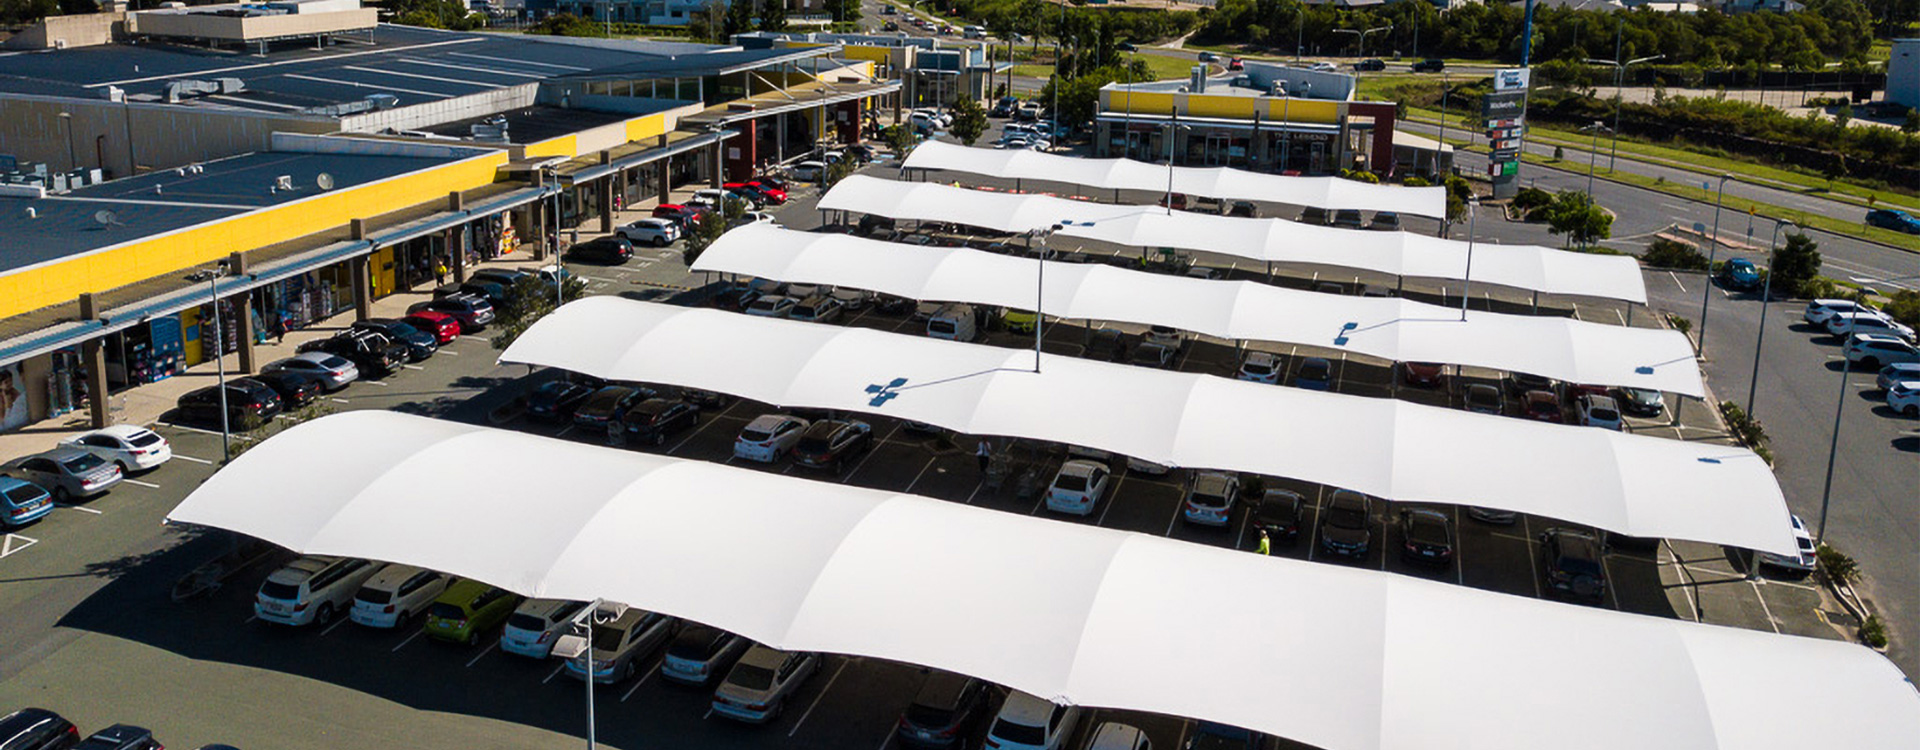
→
(164, 411, 1920, 750)
(499, 298, 1795, 555)
(819, 175, 1649, 304)
(901, 140, 1448, 218)
(694, 225, 1701, 395)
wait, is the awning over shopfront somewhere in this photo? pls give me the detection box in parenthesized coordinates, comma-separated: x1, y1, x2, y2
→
(900, 140, 1446, 217)
(167, 411, 1920, 750)
(500, 298, 1793, 556)
(693, 225, 1699, 394)
(819, 175, 1648, 304)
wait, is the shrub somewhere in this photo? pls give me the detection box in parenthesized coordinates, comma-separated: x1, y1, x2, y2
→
(1666, 313, 1692, 335)
(1817, 543, 1859, 585)
(1770, 231, 1823, 297)
(1643, 237, 1710, 270)
(1881, 290, 1920, 329)
(1717, 401, 1768, 449)
(1861, 615, 1889, 648)
(1512, 187, 1553, 212)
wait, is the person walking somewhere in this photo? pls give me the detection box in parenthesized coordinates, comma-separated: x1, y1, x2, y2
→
(268, 312, 286, 345)
(434, 257, 448, 286)
(975, 439, 992, 473)
(1255, 529, 1271, 556)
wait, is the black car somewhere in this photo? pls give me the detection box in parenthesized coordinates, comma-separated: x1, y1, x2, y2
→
(660, 624, 747, 686)
(434, 279, 508, 306)
(622, 398, 700, 445)
(1398, 508, 1455, 566)
(1318, 491, 1373, 558)
(567, 237, 634, 264)
(896, 670, 989, 748)
(1353, 58, 1386, 71)
(1410, 58, 1445, 72)
(0, 708, 80, 750)
(1185, 721, 1262, 750)
(790, 419, 874, 472)
(351, 318, 437, 362)
(408, 293, 495, 332)
(1505, 371, 1555, 395)
(1250, 488, 1304, 542)
(526, 379, 599, 422)
(678, 388, 732, 411)
(177, 378, 283, 429)
(574, 385, 656, 431)
(1087, 328, 1130, 362)
(990, 96, 1018, 117)
(873, 294, 915, 316)
(72, 725, 160, 750)
(1540, 528, 1608, 601)
(249, 369, 326, 408)
(299, 330, 405, 376)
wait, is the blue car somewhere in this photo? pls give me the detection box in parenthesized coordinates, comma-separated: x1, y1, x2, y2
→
(1721, 258, 1762, 291)
(1294, 357, 1334, 391)
(0, 477, 52, 528)
(1867, 209, 1920, 234)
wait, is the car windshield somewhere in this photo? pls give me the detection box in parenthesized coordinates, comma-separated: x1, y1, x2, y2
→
(61, 454, 105, 472)
(4, 485, 44, 503)
(1328, 504, 1367, 529)
(930, 320, 956, 334)
(1408, 515, 1448, 542)
(795, 434, 835, 453)
(729, 664, 777, 691)
(1589, 407, 1619, 421)
(1300, 360, 1330, 379)
(589, 623, 628, 652)
(990, 718, 1047, 746)
(1054, 473, 1089, 492)
(259, 581, 300, 601)
(506, 613, 550, 632)
(904, 701, 958, 728)
(1244, 360, 1275, 375)
(668, 629, 721, 660)
(429, 603, 469, 621)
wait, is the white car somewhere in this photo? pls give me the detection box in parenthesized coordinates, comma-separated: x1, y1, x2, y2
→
(737, 211, 779, 226)
(1875, 362, 1920, 390)
(1888, 380, 1920, 417)
(60, 425, 171, 473)
(1237, 351, 1281, 384)
(255, 556, 384, 627)
(349, 564, 449, 629)
(1087, 723, 1151, 750)
(711, 645, 821, 723)
(744, 295, 797, 318)
(1577, 394, 1624, 431)
(1825, 311, 1914, 342)
(1143, 325, 1186, 351)
(1044, 459, 1111, 516)
(1845, 333, 1920, 367)
(1803, 298, 1868, 326)
(265, 352, 359, 391)
(616, 218, 680, 246)
(790, 161, 828, 182)
(1181, 471, 1240, 526)
(1308, 61, 1339, 72)
(500, 598, 591, 659)
(985, 690, 1083, 750)
(734, 414, 810, 462)
(1758, 515, 1819, 572)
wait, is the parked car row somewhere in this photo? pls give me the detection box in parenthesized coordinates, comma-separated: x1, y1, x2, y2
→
(0, 708, 203, 750)
(1804, 299, 1920, 418)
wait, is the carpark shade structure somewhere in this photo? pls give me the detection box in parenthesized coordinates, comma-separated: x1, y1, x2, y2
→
(900, 140, 1448, 218)
(819, 175, 1649, 305)
(165, 411, 1920, 750)
(500, 297, 1796, 556)
(695, 225, 1702, 396)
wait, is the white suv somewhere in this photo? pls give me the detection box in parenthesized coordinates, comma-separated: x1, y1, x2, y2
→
(1803, 298, 1868, 325)
(1825, 311, 1915, 342)
(500, 598, 591, 659)
(255, 556, 384, 627)
(984, 690, 1082, 750)
(1888, 380, 1920, 417)
(1845, 333, 1920, 368)
(349, 564, 449, 629)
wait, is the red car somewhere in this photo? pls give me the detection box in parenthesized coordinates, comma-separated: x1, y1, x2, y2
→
(404, 311, 461, 344)
(1565, 382, 1611, 400)
(725, 181, 787, 206)
(1522, 390, 1564, 423)
(652, 203, 709, 230)
(746, 181, 788, 203)
(1228, 57, 1245, 71)
(1399, 362, 1446, 388)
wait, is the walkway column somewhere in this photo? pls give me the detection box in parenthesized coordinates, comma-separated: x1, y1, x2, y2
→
(229, 251, 256, 374)
(348, 219, 373, 322)
(529, 172, 547, 262)
(78, 293, 109, 429)
(599, 152, 615, 233)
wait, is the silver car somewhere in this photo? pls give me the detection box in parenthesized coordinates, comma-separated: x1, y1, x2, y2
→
(265, 352, 359, 391)
(0, 446, 122, 501)
(711, 645, 821, 723)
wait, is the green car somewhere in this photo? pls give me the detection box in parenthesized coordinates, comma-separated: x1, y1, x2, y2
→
(423, 580, 524, 645)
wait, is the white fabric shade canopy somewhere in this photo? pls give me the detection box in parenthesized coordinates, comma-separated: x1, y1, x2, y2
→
(501, 298, 1794, 555)
(695, 225, 1702, 395)
(901, 140, 1448, 218)
(819, 175, 1649, 304)
(165, 411, 1920, 750)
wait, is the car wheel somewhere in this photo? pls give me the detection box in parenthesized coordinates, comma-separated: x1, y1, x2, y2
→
(116, 460, 131, 474)
(317, 603, 336, 625)
(1862, 356, 1880, 368)
(465, 630, 478, 646)
(1906, 405, 1918, 417)
(52, 487, 69, 503)
(653, 236, 668, 247)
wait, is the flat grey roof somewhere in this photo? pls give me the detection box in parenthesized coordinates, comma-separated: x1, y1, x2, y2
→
(0, 149, 461, 275)
(421, 103, 677, 144)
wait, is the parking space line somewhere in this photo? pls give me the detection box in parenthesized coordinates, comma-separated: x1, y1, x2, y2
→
(390, 628, 425, 652)
(172, 454, 214, 465)
(320, 616, 350, 637)
(464, 641, 498, 667)
(620, 663, 659, 701)
(159, 422, 256, 440)
(60, 505, 103, 515)
(440, 350, 460, 356)
(1667, 271, 1687, 293)
(244, 614, 258, 624)
(403, 364, 426, 371)
(901, 456, 942, 495)
(1615, 308, 1629, 326)
(542, 662, 568, 684)
(330, 398, 351, 404)
(362, 380, 390, 387)
(1521, 516, 1544, 599)
(787, 658, 850, 737)
(122, 479, 160, 489)
(843, 424, 901, 477)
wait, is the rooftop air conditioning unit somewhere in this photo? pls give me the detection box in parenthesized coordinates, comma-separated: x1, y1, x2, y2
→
(1190, 66, 1207, 93)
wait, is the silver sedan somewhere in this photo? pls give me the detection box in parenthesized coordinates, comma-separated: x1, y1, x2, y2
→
(1, 445, 122, 501)
(265, 352, 359, 391)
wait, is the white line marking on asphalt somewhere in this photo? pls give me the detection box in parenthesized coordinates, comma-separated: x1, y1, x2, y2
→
(0, 533, 38, 559)
(123, 479, 160, 489)
(403, 364, 425, 371)
(172, 454, 214, 465)
(702, 707, 714, 720)
(788, 659, 849, 737)
(543, 662, 568, 684)
(1750, 579, 1782, 633)
(244, 615, 258, 624)
(391, 629, 425, 652)
(1667, 271, 1687, 293)
(159, 422, 255, 440)
(465, 641, 498, 667)
(363, 380, 389, 387)
(321, 615, 350, 637)
(330, 398, 351, 404)
(902, 456, 941, 494)
(61, 505, 103, 515)
(1615, 308, 1629, 326)
(621, 664, 659, 701)
(440, 350, 460, 356)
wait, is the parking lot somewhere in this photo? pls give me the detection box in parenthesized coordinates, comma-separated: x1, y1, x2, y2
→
(0, 156, 1863, 749)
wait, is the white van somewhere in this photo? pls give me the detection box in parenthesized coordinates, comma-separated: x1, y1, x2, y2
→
(963, 25, 985, 38)
(349, 564, 449, 629)
(927, 303, 977, 342)
(255, 556, 385, 627)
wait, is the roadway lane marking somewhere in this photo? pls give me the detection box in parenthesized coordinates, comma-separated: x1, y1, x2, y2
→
(543, 662, 568, 684)
(391, 629, 426, 653)
(620, 663, 659, 701)
(122, 479, 160, 489)
(172, 454, 214, 465)
(0, 533, 37, 559)
(787, 659, 850, 737)
(465, 641, 498, 667)
(1667, 271, 1687, 293)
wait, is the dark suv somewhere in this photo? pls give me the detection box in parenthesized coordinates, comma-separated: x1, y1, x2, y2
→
(1398, 508, 1455, 566)
(1318, 490, 1374, 558)
(72, 725, 160, 750)
(790, 419, 874, 472)
(0, 708, 80, 750)
(1411, 58, 1445, 72)
(621, 398, 700, 445)
(177, 378, 283, 429)
(351, 318, 437, 362)
(299, 330, 406, 376)
(1540, 527, 1608, 602)
(408, 293, 496, 332)
(896, 670, 988, 748)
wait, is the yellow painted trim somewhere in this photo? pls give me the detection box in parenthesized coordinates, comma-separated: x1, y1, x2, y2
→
(523, 134, 579, 159)
(0, 150, 508, 320)
(1267, 99, 1340, 124)
(1102, 90, 1175, 116)
(625, 112, 667, 142)
(1184, 94, 1261, 120)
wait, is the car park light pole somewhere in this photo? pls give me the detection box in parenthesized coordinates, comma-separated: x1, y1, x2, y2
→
(1696, 173, 1733, 357)
(1584, 53, 1662, 171)
(1746, 219, 1793, 416)
(1579, 121, 1609, 196)
(186, 266, 231, 461)
(1817, 351, 1851, 542)
(553, 599, 624, 750)
(1460, 195, 1478, 321)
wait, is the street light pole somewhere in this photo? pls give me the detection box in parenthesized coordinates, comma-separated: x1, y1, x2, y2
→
(1460, 196, 1478, 321)
(1697, 173, 1732, 357)
(1580, 120, 1607, 196)
(1163, 121, 1188, 215)
(187, 268, 231, 461)
(1747, 219, 1792, 416)
(1817, 352, 1849, 541)
(1585, 53, 1663, 172)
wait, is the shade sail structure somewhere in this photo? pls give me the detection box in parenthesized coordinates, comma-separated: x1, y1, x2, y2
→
(819, 175, 1648, 304)
(165, 411, 1920, 750)
(695, 225, 1701, 395)
(902, 140, 1448, 218)
(500, 297, 1794, 555)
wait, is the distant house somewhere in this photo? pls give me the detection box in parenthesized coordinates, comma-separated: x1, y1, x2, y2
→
(1531, 0, 1626, 10)
(1720, 0, 1805, 12)
(1889, 39, 1920, 110)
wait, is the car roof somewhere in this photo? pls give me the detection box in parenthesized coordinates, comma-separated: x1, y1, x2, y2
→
(0, 476, 48, 494)
(38, 445, 94, 462)
(746, 413, 799, 429)
(737, 643, 790, 669)
(1089, 723, 1146, 750)
(363, 564, 431, 589)
(1584, 394, 1617, 408)
(1245, 351, 1278, 363)
(269, 555, 342, 583)
(997, 690, 1056, 723)
(435, 578, 493, 605)
(1060, 459, 1104, 476)
(1193, 471, 1234, 492)
(90, 424, 155, 439)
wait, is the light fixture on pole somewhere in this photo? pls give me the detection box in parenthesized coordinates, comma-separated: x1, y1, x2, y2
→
(1745, 219, 1793, 416)
(1584, 53, 1662, 171)
(1696, 173, 1733, 357)
(1330, 25, 1392, 58)
(1460, 195, 1479, 321)
(553, 599, 625, 750)
(1579, 120, 1609, 196)
(186, 267, 232, 461)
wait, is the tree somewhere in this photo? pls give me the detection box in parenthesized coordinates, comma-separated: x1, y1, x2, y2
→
(490, 275, 587, 351)
(1442, 174, 1472, 223)
(881, 124, 919, 158)
(949, 95, 989, 146)
(1904, 108, 1920, 135)
(823, 157, 857, 188)
(1769, 231, 1822, 297)
(759, 0, 787, 32)
(724, 0, 754, 39)
(1543, 191, 1612, 248)
(681, 213, 728, 268)
(824, 0, 861, 24)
